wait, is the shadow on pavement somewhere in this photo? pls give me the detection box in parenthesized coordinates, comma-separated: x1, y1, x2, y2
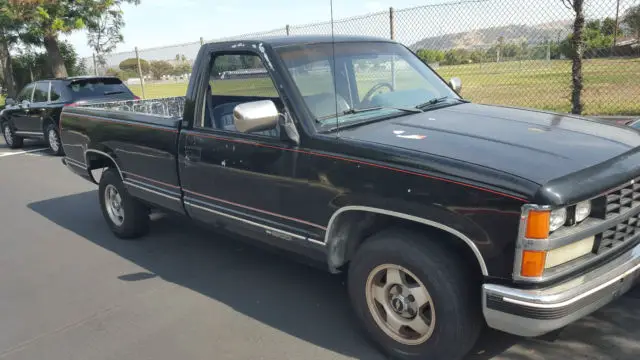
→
(28, 191, 639, 360)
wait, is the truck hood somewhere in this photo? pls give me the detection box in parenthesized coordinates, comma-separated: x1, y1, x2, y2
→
(338, 103, 640, 185)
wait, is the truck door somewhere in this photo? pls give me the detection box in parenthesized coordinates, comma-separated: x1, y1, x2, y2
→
(178, 49, 324, 258)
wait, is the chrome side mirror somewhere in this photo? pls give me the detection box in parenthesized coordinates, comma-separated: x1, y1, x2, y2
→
(233, 100, 279, 133)
(449, 77, 462, 93)
(19, 99, 30, 108)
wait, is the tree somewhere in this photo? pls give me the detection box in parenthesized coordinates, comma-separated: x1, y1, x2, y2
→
(11, 40, 84, 89)
(149, 60, 173, 80)
(416, 49, 445, 64)
(119, 57, 149, 74)
(623, 5, 640, 41)
(0, 0, 32, 97)
(8, 0, 140, 78)
(601, 17, 621, 37)
(87, 4, 125, 74)
(562, 0, 585, 115)
(585, 19, 600, 32)
(172, 62, 192, 76)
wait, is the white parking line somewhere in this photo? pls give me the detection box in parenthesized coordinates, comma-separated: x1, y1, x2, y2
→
(0, 148, 48, 157)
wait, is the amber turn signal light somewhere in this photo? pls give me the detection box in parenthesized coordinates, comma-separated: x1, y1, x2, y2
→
(520, 250, 546, 277)
(525, 210, 550, 239)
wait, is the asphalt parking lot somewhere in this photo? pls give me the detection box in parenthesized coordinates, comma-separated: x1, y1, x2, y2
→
(0, 139, 638, 360)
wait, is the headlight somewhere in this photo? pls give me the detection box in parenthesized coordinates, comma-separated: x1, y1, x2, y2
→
(549, 208, 567, 232)
(575, 201, 591, 223)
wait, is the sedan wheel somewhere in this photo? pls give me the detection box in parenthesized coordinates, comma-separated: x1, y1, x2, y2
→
(3, 125, 13, 146)
(2, 123, 23, 149)
(48, 128, 60, 153)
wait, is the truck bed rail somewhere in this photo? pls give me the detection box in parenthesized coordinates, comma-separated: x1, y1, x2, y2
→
(79, 96, 186, 119)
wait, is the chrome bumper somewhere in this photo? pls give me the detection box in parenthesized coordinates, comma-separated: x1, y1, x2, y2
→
(482, 242, 640, 337)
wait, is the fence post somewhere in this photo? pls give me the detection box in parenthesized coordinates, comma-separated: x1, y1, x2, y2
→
(389, 7, 396, 90)
(200, 37, 204, 46)
(286, 24, 290, 36)
(389, 7, 395, 40)
(135, 46, 146, 99)
(92, 53, 98, 76)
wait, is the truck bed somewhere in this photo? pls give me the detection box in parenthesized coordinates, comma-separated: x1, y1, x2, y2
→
(60, 96, 186, 214)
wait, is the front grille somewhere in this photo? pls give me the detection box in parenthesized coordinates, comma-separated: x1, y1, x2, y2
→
(597, 178, 640, 254)
(597, 212, 640, 253)
(605, 179, 640, 219)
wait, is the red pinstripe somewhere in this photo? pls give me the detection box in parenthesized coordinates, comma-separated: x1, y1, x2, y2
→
(66, 113, 527, 202)
(185, 131, 528, 202)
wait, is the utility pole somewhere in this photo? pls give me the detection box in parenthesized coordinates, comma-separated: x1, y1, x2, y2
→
(613, 0, 620, 48)
(92, 53, 98, 76)
(135, 46, 146, 99)
(390, 7, 396, 90)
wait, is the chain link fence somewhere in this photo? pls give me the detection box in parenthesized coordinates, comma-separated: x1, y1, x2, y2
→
(79, 0, 640, 116)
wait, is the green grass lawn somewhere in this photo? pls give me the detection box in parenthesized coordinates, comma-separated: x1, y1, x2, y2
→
(128, 57, 640, 116)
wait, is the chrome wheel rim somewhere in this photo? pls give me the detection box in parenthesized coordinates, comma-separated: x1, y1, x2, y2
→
(48, 129, 59, 152)
(365, 264, 436, 345)
(104, 184, 125, 226)
(3, 126, 13, 146)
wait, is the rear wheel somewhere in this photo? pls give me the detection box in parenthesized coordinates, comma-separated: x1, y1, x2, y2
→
(99, 168, 150, 239)
(347, 228, 482, 360)
(45, 123, 63, 155)
(2, 122, 24, 149)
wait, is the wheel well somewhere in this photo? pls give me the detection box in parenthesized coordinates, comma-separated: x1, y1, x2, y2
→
(326, 209, 486, 279)
(85, 151, 122, 182)
(42, 118, 55, 133)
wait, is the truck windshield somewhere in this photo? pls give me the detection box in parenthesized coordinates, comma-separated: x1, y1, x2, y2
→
(276, 41, 460, 129)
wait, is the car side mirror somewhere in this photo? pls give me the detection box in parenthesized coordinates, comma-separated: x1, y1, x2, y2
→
(5, 97, 15, 106)
(449, 77, 462, 93)
(233, 100, 279, 133)
(19, 99, 30, 108)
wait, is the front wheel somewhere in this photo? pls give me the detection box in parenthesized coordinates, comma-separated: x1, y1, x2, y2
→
(2, 122, 24, 149)
(45, 124, 64, 155)
(98, 168, 150, 239)
(348, 228, 482, 360)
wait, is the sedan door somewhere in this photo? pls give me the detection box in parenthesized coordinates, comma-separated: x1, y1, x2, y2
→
(7, 83, 35, 134)
(22, 81, 52, 134)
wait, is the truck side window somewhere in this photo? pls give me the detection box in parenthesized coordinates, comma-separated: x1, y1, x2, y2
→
(203, 53, 280, 137)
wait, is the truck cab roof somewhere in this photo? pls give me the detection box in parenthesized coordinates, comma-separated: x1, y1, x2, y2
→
(209, 35, 394, 48)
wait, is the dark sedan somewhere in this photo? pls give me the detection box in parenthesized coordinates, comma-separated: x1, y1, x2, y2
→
(0, 76, 137, 155)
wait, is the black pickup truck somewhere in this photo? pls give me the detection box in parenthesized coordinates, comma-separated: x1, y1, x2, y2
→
(60, 35, 640, 360)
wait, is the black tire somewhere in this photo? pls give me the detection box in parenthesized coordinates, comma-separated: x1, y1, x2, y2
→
(45, 123, 64, 156)
(2, 122, 24, 149)
(347, 228, 482, 360)
(98, 168, 150, 239)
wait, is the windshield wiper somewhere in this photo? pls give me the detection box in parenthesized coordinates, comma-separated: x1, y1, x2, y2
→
(104, 90, 125, 95)
(342, 106, 422, 116)
(415, 96, 452, 110)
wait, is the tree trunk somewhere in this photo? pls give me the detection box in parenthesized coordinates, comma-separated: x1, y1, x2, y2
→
(0, 35, 17, 98)
(43, 33, 68, 78)
(570, 0, 585, 115)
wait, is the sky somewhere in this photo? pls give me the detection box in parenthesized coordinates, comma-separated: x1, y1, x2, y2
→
(65, 0, 437, 58)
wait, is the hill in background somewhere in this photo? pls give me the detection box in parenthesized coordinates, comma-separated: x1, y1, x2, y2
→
(410, 21, 573, 50)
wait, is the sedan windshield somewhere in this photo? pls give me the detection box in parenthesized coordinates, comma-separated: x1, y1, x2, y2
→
(276, 41, 460, 129)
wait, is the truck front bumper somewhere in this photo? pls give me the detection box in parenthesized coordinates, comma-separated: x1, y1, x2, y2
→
(482, 242, 640, 337)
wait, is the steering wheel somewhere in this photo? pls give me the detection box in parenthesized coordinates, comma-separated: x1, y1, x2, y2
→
(362, 82, 394, 105)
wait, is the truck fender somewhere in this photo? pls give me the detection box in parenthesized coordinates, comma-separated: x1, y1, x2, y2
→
(324, 205, 489, 276)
